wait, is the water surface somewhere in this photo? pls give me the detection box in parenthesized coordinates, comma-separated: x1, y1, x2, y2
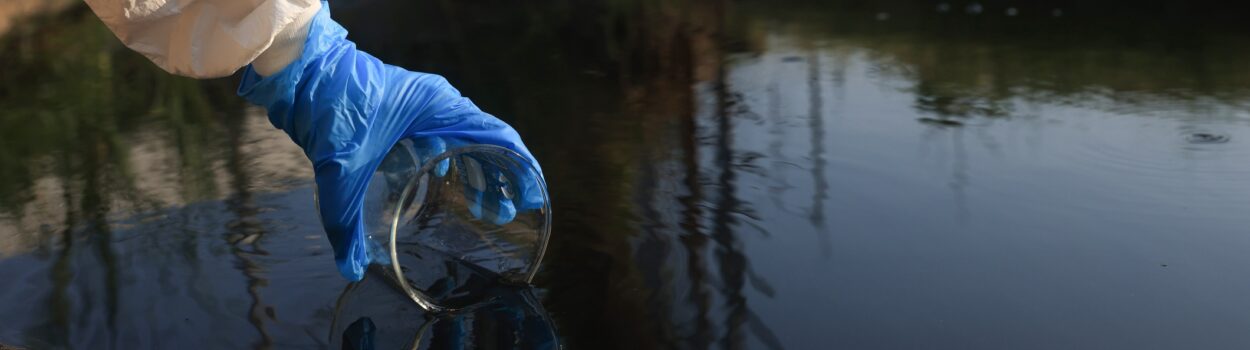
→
(3, 1, 1250, 349)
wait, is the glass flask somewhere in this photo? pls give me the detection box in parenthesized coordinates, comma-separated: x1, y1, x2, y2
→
(358, 138, 551, 312)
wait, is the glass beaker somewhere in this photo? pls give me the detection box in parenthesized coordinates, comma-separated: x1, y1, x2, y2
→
(360, 138, 551, 312)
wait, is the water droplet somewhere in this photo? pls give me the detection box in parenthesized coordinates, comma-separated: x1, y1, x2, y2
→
(1006, 7, 1019, 16)
(936, 3, 951, 13)
(1052, 8, 1064, 17)
(876, 12, 891, 21)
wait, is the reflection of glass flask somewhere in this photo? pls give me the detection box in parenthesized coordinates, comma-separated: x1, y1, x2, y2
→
(357, 138, 552, 311)
(330, 265, 559, 349)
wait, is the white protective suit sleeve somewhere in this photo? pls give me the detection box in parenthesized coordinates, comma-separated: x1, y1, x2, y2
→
(83, 0, 321, 78)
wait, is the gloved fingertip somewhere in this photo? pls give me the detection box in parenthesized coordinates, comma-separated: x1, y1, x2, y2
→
(468, 189, 485, 220)
(337, 241, 371, 282)
(435, 158, 450, 177)
(518, 182, 546, 211)
(492, 197, 517, 225)
(338, 261, 367, 282)
(510, 167, 546, 211)
(418, 137, 450, 177)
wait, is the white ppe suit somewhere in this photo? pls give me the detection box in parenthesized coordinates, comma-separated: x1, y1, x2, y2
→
(82, 0, 320, 78)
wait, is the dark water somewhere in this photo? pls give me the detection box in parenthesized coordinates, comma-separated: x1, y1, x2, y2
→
(5, 1, 1250, 349)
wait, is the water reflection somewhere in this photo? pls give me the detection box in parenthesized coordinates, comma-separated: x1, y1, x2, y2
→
(7, 0, 1250, 349)
(330, 267, 557, 349)
(805, 51, 831, 258)
(0, 10, 324, 347)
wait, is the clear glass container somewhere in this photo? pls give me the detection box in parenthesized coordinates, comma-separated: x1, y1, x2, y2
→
(360, 138, 551, 312)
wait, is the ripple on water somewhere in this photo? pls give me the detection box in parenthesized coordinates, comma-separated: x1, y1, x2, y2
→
(1055, 120, 1250, 221)
(1185, 132, 1231, 145)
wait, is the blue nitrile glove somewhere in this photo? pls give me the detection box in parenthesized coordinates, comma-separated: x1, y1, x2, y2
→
(236, 4, 544, 282)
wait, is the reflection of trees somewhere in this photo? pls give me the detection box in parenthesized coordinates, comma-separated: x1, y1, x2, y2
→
(0, 9, 299, 347)
(223, 105, 275, 349)
(47, 105, 122, 348)
(612, 1, 783, 348)
(806, 51, 831, 258)
(0, 0, 75, 36)
(679, 3, 720, 349)
(709, 50, 751, 350)
(0, 8, 239, 230)
(703, 32, 784, 350)
(679, 95, 714, 349)
(740, 0, 1250, 121)
(8, 15, 131, 346)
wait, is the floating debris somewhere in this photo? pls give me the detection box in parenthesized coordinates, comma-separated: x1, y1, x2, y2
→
(781, 56, 804, 63)
(918, 117, 965, 127)
(1186, 132, 1230, 144)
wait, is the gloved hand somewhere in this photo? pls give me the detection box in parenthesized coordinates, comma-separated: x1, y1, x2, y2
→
(236, 4, 544, 281)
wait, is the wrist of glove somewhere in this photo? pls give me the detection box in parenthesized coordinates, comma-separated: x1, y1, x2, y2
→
(252, 2, 320, 77)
